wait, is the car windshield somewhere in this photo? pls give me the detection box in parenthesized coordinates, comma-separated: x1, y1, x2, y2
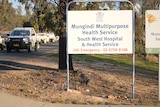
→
(11, 30, 30, 36)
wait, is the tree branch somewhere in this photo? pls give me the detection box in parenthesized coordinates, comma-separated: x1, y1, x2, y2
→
(48, 0, 59, 6)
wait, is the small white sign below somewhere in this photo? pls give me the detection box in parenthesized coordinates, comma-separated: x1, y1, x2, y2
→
(145, 10, 160, 53)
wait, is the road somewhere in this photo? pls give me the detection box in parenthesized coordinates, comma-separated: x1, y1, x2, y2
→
(0, 43, 59, 70)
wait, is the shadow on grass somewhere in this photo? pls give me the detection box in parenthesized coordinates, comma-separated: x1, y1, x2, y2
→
(0, 60, 57, 71)
(73, 54, 158, 79)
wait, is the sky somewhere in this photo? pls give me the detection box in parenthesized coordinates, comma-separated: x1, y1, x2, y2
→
(8, 0, 26, 15)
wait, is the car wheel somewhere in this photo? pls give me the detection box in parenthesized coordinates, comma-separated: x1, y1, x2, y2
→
(16, 48, 19, 52)
(28, 47, 31, 52)
(28, 43, 32, 52)
(1, 47, 3, 50)
(7, 47, 11, 52)
(34, 42, 39, 51)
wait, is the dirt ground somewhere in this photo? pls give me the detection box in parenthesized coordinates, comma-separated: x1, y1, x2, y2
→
(0, 55, 159, 106)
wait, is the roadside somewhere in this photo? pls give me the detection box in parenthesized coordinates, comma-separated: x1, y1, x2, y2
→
(0, 44, 159, 106)
(0, 92, 158, 107)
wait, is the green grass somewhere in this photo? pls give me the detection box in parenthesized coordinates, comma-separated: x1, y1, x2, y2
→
(73, 54, 158, 72)
(135, 57, 158, 71)
(48, 53, 158, 72)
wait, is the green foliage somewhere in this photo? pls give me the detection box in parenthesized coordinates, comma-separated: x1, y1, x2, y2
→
(0, 1, 26, 31)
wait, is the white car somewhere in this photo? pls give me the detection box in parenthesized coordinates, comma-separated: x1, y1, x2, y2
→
(37, 33, 49, 44)
(47, 33, 59, 42)
(6, 27, 40, 52)
(0, 35, 6, 50)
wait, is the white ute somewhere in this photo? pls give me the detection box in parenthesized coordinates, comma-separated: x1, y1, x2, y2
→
(6, 27, 40, 52)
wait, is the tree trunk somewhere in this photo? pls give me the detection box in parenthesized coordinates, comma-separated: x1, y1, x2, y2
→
(58, 0, 73, 71)
(58, 36, 73, 70)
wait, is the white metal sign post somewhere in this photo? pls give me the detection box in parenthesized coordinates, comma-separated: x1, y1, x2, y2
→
(145, 10, 160, 101)
(66, 0, 135, 99)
